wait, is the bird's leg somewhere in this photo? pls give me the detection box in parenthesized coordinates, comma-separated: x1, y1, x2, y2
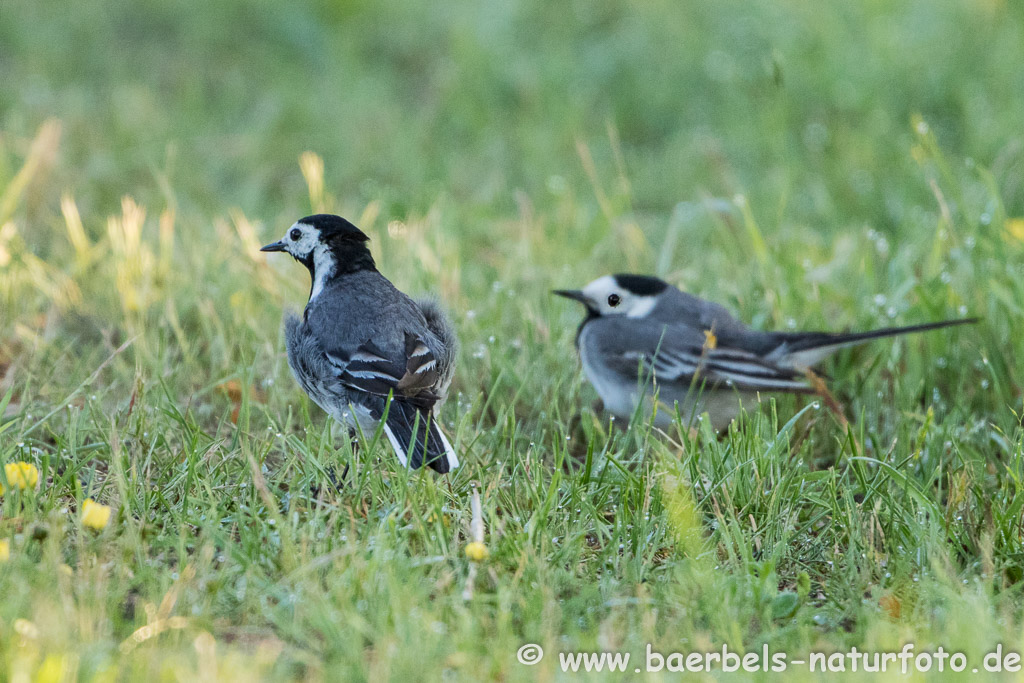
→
(323, 463, 350, 491)
(314, 429, 356, 497)
(804, 368, 850, 432)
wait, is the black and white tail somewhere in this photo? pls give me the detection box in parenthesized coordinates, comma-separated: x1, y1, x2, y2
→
(381, 399, 459, 473)
(768, 318, 979, 370)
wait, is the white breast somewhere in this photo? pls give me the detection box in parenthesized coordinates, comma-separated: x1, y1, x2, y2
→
(578, 324, 639, 420)
(309, 244, 336, 301)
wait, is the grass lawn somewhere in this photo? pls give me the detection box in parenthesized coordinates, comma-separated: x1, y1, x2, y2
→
(2, 0, 1024, 679)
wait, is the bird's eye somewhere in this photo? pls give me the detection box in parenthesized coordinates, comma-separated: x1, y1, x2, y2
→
(607, 293, 621, 307)
(289, 228, 302, 241)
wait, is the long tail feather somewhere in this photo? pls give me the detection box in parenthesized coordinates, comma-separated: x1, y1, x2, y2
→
(771, 317, 978, 369)
(382, 400, 459, 473)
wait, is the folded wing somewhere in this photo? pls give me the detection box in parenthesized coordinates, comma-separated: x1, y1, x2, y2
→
(327, 333, 459, 472)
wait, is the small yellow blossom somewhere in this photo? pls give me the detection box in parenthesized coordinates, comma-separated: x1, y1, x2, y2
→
(36, 653, 68, 683)
(703, 329, 718, 350)
(464, 541, 489, 562)
(1, 462, 39, 494)
(81, 499, 112, 530)
(0, 539, 9, 562)
(1006, 218, 1024, 243)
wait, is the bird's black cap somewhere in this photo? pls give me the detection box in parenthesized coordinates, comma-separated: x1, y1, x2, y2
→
(612, 274, 669, 296)
(298, 214, 370, 242)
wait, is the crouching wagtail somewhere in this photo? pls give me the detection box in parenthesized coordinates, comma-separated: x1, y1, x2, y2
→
(555, 274, 977, 431)
(262, 214, 459, 472)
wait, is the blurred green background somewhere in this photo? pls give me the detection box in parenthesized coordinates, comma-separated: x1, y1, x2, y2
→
(3, 0, 1024, 679)
(4, 0, 1022, 228)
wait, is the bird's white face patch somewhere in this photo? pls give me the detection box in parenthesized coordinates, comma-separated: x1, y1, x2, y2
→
(279, 222, 336, 300)
(581, 275, 658, 317)
(280, 222, 319, 260)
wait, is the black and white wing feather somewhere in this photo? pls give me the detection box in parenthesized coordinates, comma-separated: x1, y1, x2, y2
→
(327, 333, 458, 472)
(591, 318, 813, 394)
(639, 343, 812, 392)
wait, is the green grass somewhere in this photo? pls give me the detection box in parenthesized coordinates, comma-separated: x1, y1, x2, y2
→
(2, 0, 1024, 679)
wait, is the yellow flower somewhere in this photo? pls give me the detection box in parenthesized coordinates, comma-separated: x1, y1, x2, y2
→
(702, 329, 718, 350)
(1, 462, 39, 494)
(81, 499, 112, 530)
(36, 653, 68, 683)
(464, 541, 489, 562)
(0, 539, 9, 562)
(1006, 218, 1024, 243)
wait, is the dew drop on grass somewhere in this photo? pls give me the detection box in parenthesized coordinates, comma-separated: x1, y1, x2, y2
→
(981, 380, 990, 389)
(940, 271, 952, 284)
(959, 305, 968, 316)
(874, 294, 886, 307)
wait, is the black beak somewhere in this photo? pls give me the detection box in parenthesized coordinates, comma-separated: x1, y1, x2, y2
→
(553, 289, 589, 305)
(260, 240, 286, 252)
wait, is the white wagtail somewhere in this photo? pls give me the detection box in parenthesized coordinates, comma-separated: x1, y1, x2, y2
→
(555, 274, 976, 431)
(261, 214, 459, 472)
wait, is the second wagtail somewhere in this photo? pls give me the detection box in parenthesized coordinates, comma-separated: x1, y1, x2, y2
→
(555, 274, 976, 431)
(262, 214, 459, 472)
